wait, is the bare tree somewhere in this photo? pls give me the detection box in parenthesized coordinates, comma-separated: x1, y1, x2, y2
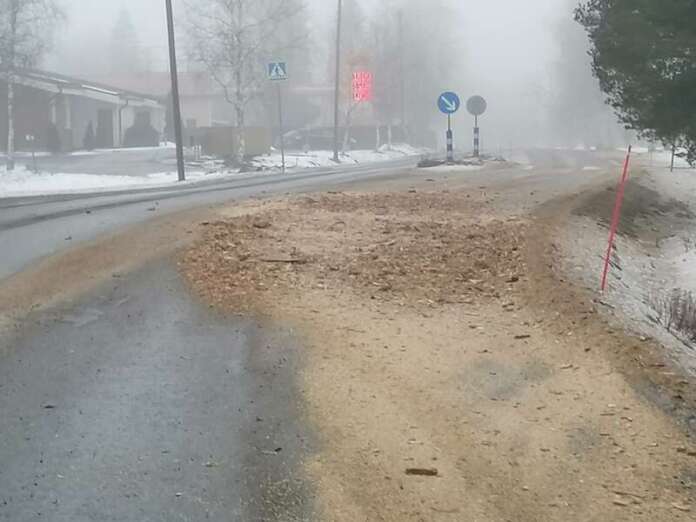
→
(370, 2, 403, 150)
(0, 0, 62, 171)
(186, 0, 306, 165)
(334, 0, 367, 154)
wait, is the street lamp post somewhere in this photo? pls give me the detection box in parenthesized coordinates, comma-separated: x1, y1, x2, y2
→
(332, 0, 343, 163)
(165, 0, 186, 182)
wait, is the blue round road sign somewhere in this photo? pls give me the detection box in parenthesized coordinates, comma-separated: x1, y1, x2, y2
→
(438, 92, 461, 115)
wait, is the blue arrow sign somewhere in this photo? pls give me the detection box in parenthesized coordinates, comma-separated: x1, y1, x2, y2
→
(268, 62, 288, 81)
(438, 92, 461, 114)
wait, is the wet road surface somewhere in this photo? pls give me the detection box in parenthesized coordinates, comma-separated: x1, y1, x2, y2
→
(0, 262, 312, 521)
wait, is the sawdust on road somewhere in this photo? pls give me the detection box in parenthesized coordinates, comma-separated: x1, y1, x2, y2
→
(182, 183, 696, 521)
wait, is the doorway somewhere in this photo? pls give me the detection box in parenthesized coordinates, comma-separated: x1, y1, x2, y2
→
(96, 109, 114, 148)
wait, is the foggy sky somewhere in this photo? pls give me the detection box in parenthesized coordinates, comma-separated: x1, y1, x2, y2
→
(45, 0, 610, 149)
(49, 0, 567, 81)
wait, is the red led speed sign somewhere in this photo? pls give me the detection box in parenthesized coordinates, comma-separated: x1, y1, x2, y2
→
(352, 71, 373, 102)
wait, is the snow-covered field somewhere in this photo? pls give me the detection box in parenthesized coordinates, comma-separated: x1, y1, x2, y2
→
(0, 144, 426, 198)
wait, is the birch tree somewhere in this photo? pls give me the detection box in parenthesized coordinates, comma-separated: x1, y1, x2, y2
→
(0, 0, 62, 171)
(186, 0, 306, 165)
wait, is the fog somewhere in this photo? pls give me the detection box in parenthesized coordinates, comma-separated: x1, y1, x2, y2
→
(43, 0, 624, 151)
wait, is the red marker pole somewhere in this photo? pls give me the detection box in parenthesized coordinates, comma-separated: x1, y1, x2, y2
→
(601, 146, 633, 292)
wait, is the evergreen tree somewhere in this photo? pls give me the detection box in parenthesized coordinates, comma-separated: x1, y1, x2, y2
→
(577, 0, 696, 161)
(110, 8, 141, 74)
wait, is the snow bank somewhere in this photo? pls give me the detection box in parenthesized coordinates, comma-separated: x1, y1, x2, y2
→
(630, 147, 695, 170)
(0, 165, 231, 198)
(0, 145, 427, 198)
(250, 144, 426, 171)
(559, 167, 696, 376)
(421, 164, 484, 173)
(69, 143, 176, 156)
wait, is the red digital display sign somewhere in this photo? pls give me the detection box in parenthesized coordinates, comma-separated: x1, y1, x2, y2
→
(352, 71, 373, 102)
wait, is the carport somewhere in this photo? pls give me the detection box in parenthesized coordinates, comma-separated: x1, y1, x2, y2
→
(0, 68, 165, 152)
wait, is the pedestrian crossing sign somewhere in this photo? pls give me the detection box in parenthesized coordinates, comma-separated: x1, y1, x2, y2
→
(268, 62, 288, 81)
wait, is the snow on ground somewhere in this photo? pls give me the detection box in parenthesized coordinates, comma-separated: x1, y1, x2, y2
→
(69, 143, 176, 156)
(0, 165, 232, 198)
(421, 164, 484, 174)
(630, 146, 695, 170)
(561, 215, 696, 377)
(559, 166, 696, 377)
(0, 151, 52, 159)
(250, 144, 427, 171)
(0, 144, 427, 198)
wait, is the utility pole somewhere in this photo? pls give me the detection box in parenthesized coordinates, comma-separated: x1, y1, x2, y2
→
(398, 9, 406, 138)
(165, 0, 186, 182)
(332, 0, 343, 163)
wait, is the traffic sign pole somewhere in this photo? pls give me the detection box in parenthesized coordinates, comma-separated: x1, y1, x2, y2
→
(447, 114, 454, 164)
(267, 61, 288, 174)
(438, 92, 460, 165)
(277, 83, 286, 175)
(466, 96, 487, 160)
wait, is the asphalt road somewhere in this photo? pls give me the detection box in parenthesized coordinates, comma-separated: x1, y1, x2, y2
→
(0, 262, 312, 521)
(0, 157, 431, 522)
(0, 149, 622, 521)
(0, 157, 418, 280)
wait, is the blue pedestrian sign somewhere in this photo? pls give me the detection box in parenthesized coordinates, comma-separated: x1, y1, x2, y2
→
(267, 62, 288, 81)
(438, 91, 461, 114)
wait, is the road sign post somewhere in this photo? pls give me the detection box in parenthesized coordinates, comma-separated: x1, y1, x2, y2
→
(438, 92, 461, 164)
(268, 62, 288, 174)
(466, 96, 487, 158)
(447, 115, 453, 163)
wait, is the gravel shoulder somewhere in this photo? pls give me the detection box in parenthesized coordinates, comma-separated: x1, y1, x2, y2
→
(182, 173, 696, 520)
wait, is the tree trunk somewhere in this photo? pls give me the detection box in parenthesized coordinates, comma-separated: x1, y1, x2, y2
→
(6, 75, 15, 171)
(235, 102, 246, 166)
(6, 1, 18, 172)
(342, 104, 355, 154)
(233, 5, 245, 167)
